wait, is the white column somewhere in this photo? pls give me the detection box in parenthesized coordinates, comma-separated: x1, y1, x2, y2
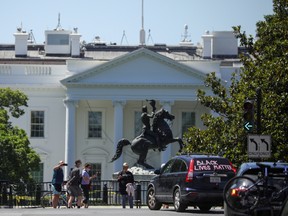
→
(64, 99, 78, 179)
(113, 100, 126, 172)
(159, 100, 174, 165)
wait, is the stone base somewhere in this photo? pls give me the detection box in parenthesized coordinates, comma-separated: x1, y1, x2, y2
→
(112, 166, 156, 181)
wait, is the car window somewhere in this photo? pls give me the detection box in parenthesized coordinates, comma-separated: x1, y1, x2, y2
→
(243, 168, 287, 177)
(162, 160, 173, 174)
(171, 159, 187, 173)
(180, 160, 187, 172)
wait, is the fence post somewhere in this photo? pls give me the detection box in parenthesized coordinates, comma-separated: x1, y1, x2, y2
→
(35, 184, 41, 205)
(2, 182, 8, 206)
(103, 183, 108, 204)
(8, 184, 13, 208)
(134, 183, 141, 208)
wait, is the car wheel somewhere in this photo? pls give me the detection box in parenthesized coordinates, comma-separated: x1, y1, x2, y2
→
(147, 187, 162, 210)
(198, 204, 212, 212)
(173, 188, 187, 212)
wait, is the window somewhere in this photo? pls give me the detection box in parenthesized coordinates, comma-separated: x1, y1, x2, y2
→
(88, 111, 102, 138)
(162, 160, 174, 174)
(47, 34, 69, 45)
(182, 112, 195, 135)
(134, 111, 142, 137)
(31, 163, 43, 183)
(171, 159, 187, 173)
(31, 111, 45, 138)
(171, 159, 182, 173)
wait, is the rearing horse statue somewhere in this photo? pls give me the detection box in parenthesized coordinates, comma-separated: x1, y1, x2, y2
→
(110, 108, 184, 169)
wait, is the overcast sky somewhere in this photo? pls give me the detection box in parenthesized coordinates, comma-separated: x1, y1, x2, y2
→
(0, 0, 273, 45)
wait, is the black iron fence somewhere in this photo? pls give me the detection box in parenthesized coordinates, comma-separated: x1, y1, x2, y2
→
(0, 180, 149, 208)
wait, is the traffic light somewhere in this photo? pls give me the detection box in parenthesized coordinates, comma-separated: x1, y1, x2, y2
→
(243, 99, 254, 132)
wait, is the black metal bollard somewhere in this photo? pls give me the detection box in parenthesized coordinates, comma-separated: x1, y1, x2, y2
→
(103, 183, 108, 204)
(134, 184, 141, 208)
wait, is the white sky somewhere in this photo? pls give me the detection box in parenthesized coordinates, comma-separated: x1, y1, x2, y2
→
(0, 0, 273, 45)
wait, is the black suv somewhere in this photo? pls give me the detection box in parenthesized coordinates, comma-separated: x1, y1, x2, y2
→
(146, 154, 236, 212)
(224, 162, 288, 216)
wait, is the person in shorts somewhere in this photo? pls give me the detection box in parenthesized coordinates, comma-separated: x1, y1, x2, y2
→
(51, 160, 66, 208)
(67, 159, 82, 208)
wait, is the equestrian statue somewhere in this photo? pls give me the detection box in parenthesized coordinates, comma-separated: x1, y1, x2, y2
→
(110, 100, 184, 169)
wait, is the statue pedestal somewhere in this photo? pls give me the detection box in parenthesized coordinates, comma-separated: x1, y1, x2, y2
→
(112, 166, 156, 181)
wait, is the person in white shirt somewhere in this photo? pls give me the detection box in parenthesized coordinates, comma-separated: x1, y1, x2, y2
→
(81, 163, 96, 208)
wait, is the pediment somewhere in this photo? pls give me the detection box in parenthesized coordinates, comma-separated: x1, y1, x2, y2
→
(61, 48, 207, 87)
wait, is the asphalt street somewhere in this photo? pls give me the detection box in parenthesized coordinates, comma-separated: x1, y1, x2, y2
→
(0, 206, 224, 216)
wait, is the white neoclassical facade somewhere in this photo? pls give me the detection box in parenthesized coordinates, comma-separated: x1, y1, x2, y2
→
(0, 27, 241, 181)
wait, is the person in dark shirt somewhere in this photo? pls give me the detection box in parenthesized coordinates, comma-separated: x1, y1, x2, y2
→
(118, 162, 134, 208)
(51, 160, 65, 208)
(67, 159, 82, 208)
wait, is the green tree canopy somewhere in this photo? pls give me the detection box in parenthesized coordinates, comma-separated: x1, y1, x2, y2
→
(0, 88, 40, 183)
(183, 0, 288, 166)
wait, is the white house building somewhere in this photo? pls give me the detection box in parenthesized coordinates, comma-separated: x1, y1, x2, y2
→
(0, 26, 242, 182)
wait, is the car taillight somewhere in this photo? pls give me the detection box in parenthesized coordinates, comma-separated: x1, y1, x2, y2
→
(230, 188, 247, 197)
(229, 161, 237, 174)
(231, 188, 239, 196)
(185, 159, 194, 182)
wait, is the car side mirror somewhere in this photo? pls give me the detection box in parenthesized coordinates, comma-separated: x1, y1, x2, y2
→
(154, 169, 161, 175)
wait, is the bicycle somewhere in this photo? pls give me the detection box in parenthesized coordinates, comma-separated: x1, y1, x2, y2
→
(41, 190, 69, 208)
(41, 183, 76, 208)
(223, 162, 288, 215)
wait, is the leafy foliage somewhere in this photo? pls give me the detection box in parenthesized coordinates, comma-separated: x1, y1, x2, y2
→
(0, 88, 40, 183)
(183, 0, 288, 166)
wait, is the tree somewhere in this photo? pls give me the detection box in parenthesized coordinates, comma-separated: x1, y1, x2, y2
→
(0, 88, 40, 183)
(183, 0, 288, 166)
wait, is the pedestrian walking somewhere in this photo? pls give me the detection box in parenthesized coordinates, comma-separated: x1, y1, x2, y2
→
(51, 160, 66, 208)
(117, 162, 134, 208)
(81, 163, 96, 208)
(67, 159, 82, 208)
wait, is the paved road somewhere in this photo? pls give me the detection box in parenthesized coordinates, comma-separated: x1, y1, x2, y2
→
(0, 206, 224, 216)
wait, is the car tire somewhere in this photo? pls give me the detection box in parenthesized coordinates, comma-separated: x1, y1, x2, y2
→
(173, 188, 187, 212)
(198, 204, 212, 212)
(147, 187, 162, 210)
